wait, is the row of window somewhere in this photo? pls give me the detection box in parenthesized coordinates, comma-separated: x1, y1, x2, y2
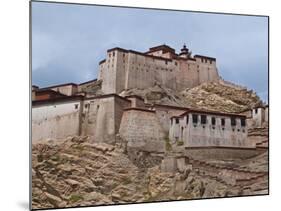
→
(174, 114, 246, 127)
(200, 58, 213, 64)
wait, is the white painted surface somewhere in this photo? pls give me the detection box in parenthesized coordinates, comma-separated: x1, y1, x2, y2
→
(32, 100, 82, 142)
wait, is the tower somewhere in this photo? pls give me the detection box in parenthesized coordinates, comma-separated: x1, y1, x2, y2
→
(179, 44, 190, 58)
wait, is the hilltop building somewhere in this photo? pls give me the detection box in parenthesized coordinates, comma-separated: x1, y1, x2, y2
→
(32, 44, 267, 152)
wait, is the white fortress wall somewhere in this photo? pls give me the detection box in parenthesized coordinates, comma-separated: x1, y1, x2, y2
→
(170, 112, 253, 148)
(32, 98, 83, 143)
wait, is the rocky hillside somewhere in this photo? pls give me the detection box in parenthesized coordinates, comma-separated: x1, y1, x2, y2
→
(120, 80, 263, 113)
(32, 137, 268, 209)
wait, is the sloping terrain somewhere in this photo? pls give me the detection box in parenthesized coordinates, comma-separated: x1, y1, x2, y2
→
(32, 137, 268, 209)
(120, 80, 263, 113)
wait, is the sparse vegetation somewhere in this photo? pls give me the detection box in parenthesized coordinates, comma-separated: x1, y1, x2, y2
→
(177, 140, 184, 146)
(69, 194, 84, 203)
(164, 137, 172, 151)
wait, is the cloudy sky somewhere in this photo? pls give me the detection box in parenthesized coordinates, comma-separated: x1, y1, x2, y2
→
(32, 2, 268, 102)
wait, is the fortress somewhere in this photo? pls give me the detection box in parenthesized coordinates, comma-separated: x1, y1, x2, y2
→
(98, 44, 219, 94)
(32, 44, 268, 163)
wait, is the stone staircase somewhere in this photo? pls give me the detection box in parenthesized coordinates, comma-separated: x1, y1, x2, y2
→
(188, 157, 267, 187)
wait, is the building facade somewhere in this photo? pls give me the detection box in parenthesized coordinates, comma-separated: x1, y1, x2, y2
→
(98, 44, 220, 94)
(169, 110, 252, 148)
(32, 44, 267, 150)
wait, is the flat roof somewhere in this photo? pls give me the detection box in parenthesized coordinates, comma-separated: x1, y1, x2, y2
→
(32, 95, 84, 106)
(171, 108, 246, 119)
(194, 55, 216, 61)
(124, 107, 155, 113)
(40, 82, 78, 90)
(78, 79, 98, 86)
(147, 44, 176, 54)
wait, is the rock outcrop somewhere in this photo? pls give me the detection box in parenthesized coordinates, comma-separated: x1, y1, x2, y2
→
(32, 136, 268, 209)
(120, 81, 263, 113)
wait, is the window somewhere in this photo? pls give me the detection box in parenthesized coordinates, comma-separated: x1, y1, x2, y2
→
(192, 114, 198, 124)
(186, 115, 189, 124)
(241, 118, 246, 127)
(231, 117, 236, 126)
(221, 118, 225, 126)
(74, 104, 79, 109)
(165, 61, 168, 65)
(201, 115, 207, 124)
(210, 61, 212, 64)
(175, 62, 177, 66)
(85, 104, 88, 109)
(211, 117, 216, 125)
(109, 53, 111, 57)
(113, 52, 115, 57)
(175, 118, 179, 124)
(255, 108, 258, 114)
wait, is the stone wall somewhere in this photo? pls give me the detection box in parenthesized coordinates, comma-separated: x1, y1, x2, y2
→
(183, 147, 263, 160)
(81, 95, 130, 144)
(252, 107, 265, 127)
(51, 84, 77, 96)
(32, 99, 82, 143)
(169, 112, 253, 148)
(119, 108, 166, 151)
(98, 47, 220, 94)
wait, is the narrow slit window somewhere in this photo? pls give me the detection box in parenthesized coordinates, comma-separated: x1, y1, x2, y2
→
(221, 118, 225, 126)
(186, 115, 189, 124)
(241, 118, 246, 127)
(175, 118, 179, 124)
(231, 117, 236, 126)
(201, 115, 207, 124)
(211, 117, 216, 125)
(192, 114, 198, 124)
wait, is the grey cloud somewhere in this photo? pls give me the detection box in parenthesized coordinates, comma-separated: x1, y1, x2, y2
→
(32, 2, 268, 101)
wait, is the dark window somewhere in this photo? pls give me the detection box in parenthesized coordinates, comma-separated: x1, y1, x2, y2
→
(109, 53, 111, 57)
(74, 104, 78, 109)
(192, 114, 198, 123)
(241, 118, 246, 127)
(231, 117, 236, 126)
(85, 104, 88, 109)
(186, 115, 189, 124)
(113, 52, 115, 57)
(211, 117, 216, 125)
(242, 129, 245, 133)
(255, 108, 258, 114)
(175, 62, 177, 66)
(201, 115, 207, 124)
(201, 58, 203, 62)
(221, 118, 225, 126)
(210, 61, 212, 64)
(165, 61, 168, 65)
(175, 118, 179, 124)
